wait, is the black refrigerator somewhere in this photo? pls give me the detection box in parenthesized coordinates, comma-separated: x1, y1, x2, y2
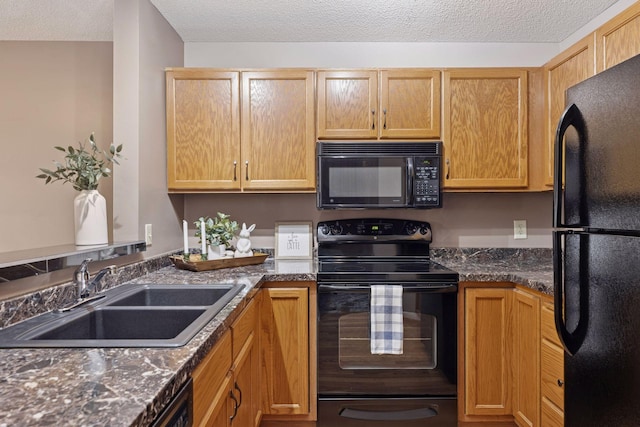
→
(554, 52, 640, 426)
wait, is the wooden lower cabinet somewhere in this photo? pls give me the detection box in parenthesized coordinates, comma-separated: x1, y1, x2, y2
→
(192, 283, 316, 427)
(540, 299, 564, 427)
(513, 289, 540, 427)
(192, 298, 261, 427)
(260, 282, 317, 423)
(462, 286, 513, 421)
(193, 331, 233, 426)
(462, 284, 564, 427)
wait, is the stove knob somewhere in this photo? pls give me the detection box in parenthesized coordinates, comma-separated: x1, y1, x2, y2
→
(330, 224, 343, 235)
(319, 225, 330, 236)
(420, 226, 429, 235)
(405, 222, 418, 235)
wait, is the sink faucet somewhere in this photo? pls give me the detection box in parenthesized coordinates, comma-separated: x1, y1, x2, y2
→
(74, 258, 117, 300)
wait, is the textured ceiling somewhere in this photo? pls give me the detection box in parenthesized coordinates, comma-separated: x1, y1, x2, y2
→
(0, 0, 620, 43)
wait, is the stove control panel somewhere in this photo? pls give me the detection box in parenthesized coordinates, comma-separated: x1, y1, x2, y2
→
(317, 218, 432, 242)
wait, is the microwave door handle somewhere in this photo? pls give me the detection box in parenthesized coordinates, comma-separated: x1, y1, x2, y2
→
(407, 158, 414, 206)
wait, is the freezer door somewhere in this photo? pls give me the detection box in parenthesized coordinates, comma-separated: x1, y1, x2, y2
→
(556, 53, 640, 231)
(554, 231, 640, 426)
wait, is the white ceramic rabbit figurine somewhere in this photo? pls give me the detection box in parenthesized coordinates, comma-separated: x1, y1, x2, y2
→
(234, 223, 255, 258)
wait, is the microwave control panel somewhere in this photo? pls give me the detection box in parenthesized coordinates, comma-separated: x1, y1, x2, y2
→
(413, 156, 441, 207)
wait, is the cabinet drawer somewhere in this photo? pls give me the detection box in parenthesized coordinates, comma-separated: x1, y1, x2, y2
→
(541, 301, 562, 346)
(541, 396, 564, 427)
(232, 298, 258, 359)
(541, 339, 564, 410)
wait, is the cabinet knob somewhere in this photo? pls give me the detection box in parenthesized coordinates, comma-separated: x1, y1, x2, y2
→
(557, 379, 564, 387)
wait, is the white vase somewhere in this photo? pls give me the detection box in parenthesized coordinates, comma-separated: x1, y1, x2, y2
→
(74, 190, 108, 246)
(207, 243, 226, 259)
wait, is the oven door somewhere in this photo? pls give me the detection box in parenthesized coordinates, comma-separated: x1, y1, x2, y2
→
(317, 156, 410, 209)
(318, 283, 457, 397)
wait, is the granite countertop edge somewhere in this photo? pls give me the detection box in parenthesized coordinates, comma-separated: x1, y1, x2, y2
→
(0, 248, 552, 426)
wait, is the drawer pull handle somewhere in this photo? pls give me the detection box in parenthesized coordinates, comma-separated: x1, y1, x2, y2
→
(229, 389, 239, 422)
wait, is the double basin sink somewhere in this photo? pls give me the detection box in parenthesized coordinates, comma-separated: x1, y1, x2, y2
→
(0, 283, 244, 348)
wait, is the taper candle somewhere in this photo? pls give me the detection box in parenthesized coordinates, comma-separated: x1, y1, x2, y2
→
(182, 220, 188, 255)
(200, 220, 206, 255)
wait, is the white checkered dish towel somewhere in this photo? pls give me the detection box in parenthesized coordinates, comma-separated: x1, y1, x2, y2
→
(370, 285, 404, 355)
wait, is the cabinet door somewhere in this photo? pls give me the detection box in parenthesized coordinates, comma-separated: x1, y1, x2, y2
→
(513, 289, 540, 427)
(166, 69, 240, 191)
(204, 373, 233, 427)
(241, 71, 316, 191)
(543, 36, 595, 186)
(379, 69, 441, 139)
(231, 298, 261, 427)
(260, 287, 309, 416)
(464, 288, 513, 417)
(231, 333, 259, 427)
(443, 69, 528, 189)
(317, 70, 378, 139)
(595, 1, 640, 72)
(192, 331, 233, 427)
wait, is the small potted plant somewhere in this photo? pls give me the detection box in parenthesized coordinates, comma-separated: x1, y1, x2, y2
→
(195, 212, 239, 258)
(37, 133, 123, 245)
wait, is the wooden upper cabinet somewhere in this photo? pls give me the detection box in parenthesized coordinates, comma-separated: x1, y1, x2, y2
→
(317, 70, 378, 139)
(241, 70, 316, 191)
(543, 36, 595, 187)
(317, 69, 441, 139)
(166, 69, 241, 191)
(443, 69, 528, 189)
(379, 69, 441, 139)
(596, 1, 640, 73)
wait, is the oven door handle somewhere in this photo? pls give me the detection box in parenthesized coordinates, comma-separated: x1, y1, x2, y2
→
(318, 284, 457, 293)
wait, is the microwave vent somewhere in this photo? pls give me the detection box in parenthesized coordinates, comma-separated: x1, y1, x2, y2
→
(317, 141, 442, 156)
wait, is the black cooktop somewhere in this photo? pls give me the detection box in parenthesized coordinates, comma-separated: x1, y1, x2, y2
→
(316, 218, 458, 284)
(317, 259, 458, 283)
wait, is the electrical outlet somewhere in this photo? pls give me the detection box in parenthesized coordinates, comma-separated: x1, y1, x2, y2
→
(513, 220, 527, 240)
(145, 224, 153, 246)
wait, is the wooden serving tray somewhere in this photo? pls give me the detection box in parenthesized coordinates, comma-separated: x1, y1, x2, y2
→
(170, 252, 268, 272)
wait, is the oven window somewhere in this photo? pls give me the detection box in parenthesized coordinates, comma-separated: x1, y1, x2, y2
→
(338, 312, 437, 369)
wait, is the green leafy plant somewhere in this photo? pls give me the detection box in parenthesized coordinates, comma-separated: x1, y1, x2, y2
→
(195, 212, 239, 248)
(36, 133, 123, 191)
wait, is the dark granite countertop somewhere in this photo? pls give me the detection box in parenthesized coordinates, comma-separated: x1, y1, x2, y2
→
(0, 258, 315, 427)
(0, 249, 551, 426)
(432, 247, 554, 295)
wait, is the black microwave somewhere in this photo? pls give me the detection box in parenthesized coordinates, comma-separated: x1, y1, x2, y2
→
(316, 141, 443, 209)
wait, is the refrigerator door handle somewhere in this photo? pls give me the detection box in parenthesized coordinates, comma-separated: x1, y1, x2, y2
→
(553, 230, 587, 356)
(553, 103, 587, 228)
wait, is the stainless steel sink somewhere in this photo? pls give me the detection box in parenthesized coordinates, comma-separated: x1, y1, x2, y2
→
(0, 283, 244, 348)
